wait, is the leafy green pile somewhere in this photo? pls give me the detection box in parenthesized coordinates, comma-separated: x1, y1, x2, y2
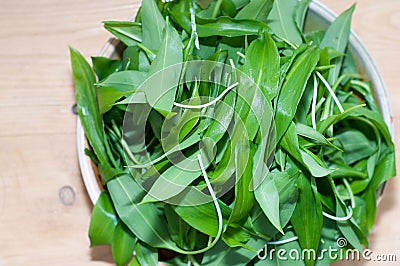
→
(70, 0, 396, 265)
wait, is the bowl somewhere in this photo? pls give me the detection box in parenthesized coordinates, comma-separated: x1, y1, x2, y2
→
(77, 0, 394, 205)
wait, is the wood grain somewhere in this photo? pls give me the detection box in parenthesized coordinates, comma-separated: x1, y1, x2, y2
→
(0, 0, 398, 265)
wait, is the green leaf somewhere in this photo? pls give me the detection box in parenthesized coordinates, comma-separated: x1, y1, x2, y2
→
(241, 31, 280, 101)
(273, 171, 299, 228)
(318, 103, 392, 145)
(104, 21, 142, 46)
(235, 0, 274, 22)
(98, 164, 126, 183)
(169, 11, 270, 38)
(336, 200, 362, 251)
(164, 205, 190, 249)
(296, 123, 339, 150)
(315, 218, 342, 266)
(254, 171, 282, 233)
(144, 20, 183, 116)
(128, 256, 141, 266)
(275, 46, 320, 142)
(291, 174, 322, 266)
(320, 4, 355, 84)
(232, 0, 250, 9)
(222, 225, 252, 248)
(268, 0, 303, 45)
(203, 90, 236, 143)
(140, 140, 217, 203)
(300, 149, 335, 177)
(281, 123, 335, 177)
(97, 70, 147, 92)
(96, 70, 148, 114)
(92, 56, 122, 81)
(89, 192, 118, 246)
(70, 47, 110, 166)
(174, 200, 232, 237)
(367, 148, 396, 191)
(221, 0, 237, 17)
(235, 64, 274, 142)
(201, 237, 265, 265)
(107, 175, 178, 251)
(141, 0, 165, 50)
(251, 172, 298, 240)
(135, 241, 159, 266)
(112, 221, 136, 266)
(227, 141, 255, 226)
(336, 129, 376, 165)
(97, 87, 129, 114)
(295, 0, 311, 32)
(162, 84, 201, 144)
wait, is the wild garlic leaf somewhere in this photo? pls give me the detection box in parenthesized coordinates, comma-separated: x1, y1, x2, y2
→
(268, 0, 303, 45)
(291, 174, 323, 266)
(241, 31, 280, 101)
(169, 11, 270, 38)
(173, 200, 232, 237)
(89, 192, 118, 245)
(135, 241, 159, 266)
(227, 140, 255, 226)
(336, 129, 376, 165)
(295, 0, 311, 32)
(281, 123, 334, 177)
(254, 171, 282, 233)
(108, 175, 178, 251)
(104, 21, 142, 46)
(97, 70, 147, 92)
(92, 56, 122, 81)
(320, 4, 355, 84)
(275, 46, 319, 142)
(141, 0, 165, 50)
(70, 47, 110, 166)
(112, 221, 137, 266)
(235, 0, 274, 22)
(145, 19, 183, 116)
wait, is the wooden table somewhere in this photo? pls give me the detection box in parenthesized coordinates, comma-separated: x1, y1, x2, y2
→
(0, 0, 398, 265)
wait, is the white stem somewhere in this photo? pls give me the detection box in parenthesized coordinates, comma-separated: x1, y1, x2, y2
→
(190, 8, 200, 50)
(197, 154, 223, 244)
(312, 74, 318, 129)
(161, 154, 223, 255)
(174, 82, 239, 109)
(343, 178, 356, 209)
(267, 236, 299, 245)
(236, 51, 246, 60)
(229, 58, 236, 70)
(322, 206, 353, 221)
(316, 71, 344, 113)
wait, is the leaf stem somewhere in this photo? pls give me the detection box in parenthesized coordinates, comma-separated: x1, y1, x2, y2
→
(273, 34, 298, 49)
(137, 43, 156, 61)
(172, 154, 223, 255)
(343, 178, 356, 208)
(267, 236, 299, 245)
(316, 71, 344, 113)
(322, 206, 353, 221)
(188, 254, 201, 266)
(212, 0, 224, 19)
(236, 51, 246, 60)
(311, 74, 318, 129)
(174, 82, 239, 109)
